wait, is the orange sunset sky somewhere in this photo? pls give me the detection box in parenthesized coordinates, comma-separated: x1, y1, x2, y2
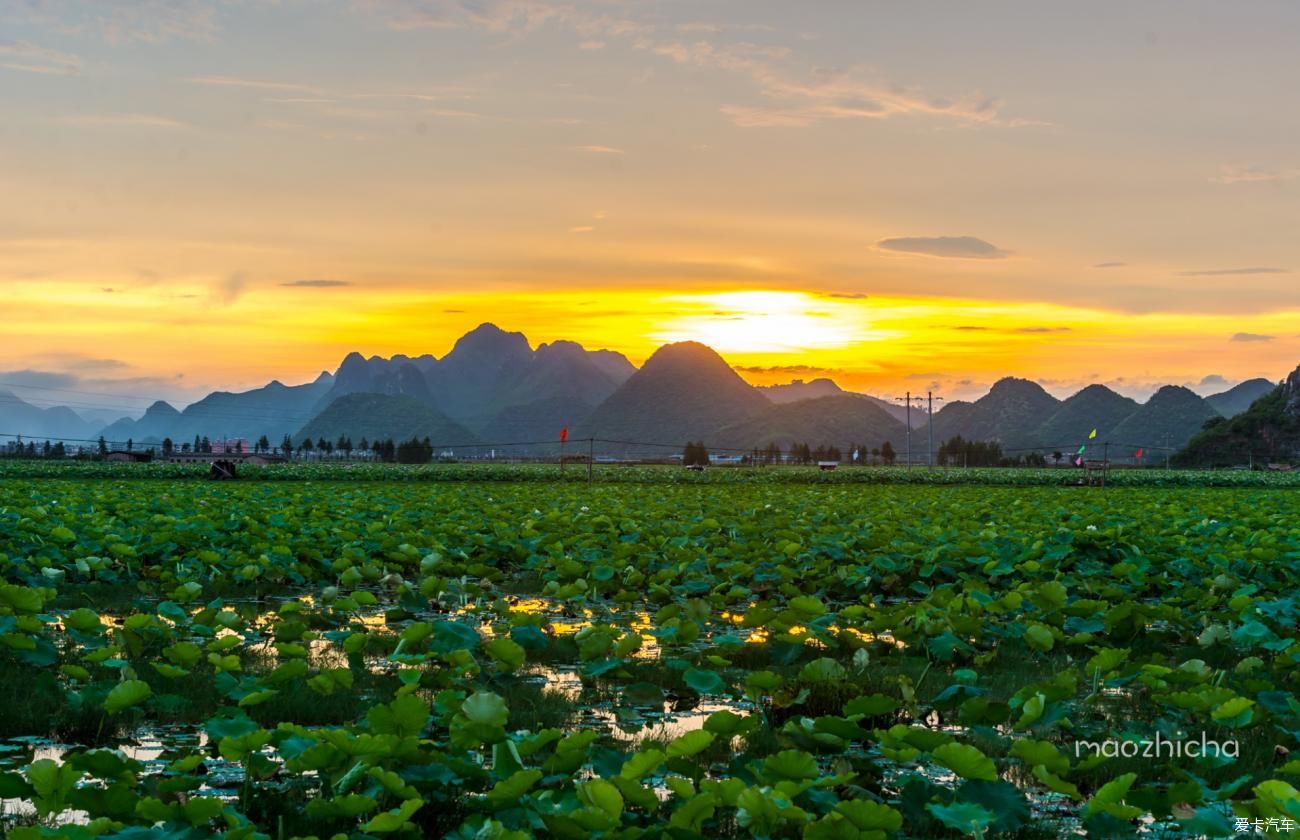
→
(2, 1, 1298, 410)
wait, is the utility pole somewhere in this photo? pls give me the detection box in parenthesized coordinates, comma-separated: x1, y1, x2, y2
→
(926, 391, 945, 468)
(895, 393, 927, 469)
(902, 392, 911, 468)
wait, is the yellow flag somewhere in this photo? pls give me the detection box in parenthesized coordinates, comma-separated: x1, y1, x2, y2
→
(1088, 428, 1097, 439)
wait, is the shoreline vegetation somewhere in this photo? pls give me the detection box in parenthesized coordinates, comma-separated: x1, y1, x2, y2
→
(1, 460, 1299, 487)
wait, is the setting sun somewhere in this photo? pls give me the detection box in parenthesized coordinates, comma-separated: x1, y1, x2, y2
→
(650, 291, 887, 354)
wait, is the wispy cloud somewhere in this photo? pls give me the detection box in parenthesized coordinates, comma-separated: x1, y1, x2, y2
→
(1180, 267, 1288, 277)
(12, 1, 219, 45)
(652, 39, 1013, 129)
(878, 236, 1009, 260)
(575, 144, 624, 154)
(1211, 164, 1300, 185)
(1230, 332, 1274, 343)
(568, 225, 595, 233)
(188, 74, 320, 94)
(1015, 326, 1070, 333)
(361, 0, 568, 33)
(0, 41, 81, 75)
(1093, 261, 1127, 269)
(63, 113, 190, 130)
(280, 280, 353, 288)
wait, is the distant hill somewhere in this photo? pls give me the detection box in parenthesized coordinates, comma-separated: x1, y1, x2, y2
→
(932, 378, 1061, 450)
(423, 323, 535, 422)
(313, 352, 436, 413)
(310, 325, 634, 440)
(293, 393, 479, 447)
(577, 342, 769, 446)
(106, 372, 335, 445)
(101, 400, 182, 443)
(759, 378, 845, 404)
(1032, 385, 1140, 451)
(8, 321, 1278, 459)
(1109, 385, 1220, 451)
(0, 391, 102, 442)
(714, 394, 908, 451)
(1175, 366, 1300, 466)
(1206, 378, 1275, 418)
(480, 395, 592, 450)
(758, 377, 916, 426)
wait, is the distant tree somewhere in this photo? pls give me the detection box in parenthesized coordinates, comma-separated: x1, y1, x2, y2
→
(301, 438, 314, 457)
(126, 438, 134, 452)
(280, 434, 294, 457)
(257, 435, 270, 454)
(162, 437, 174, 457)
(200, 436, 212, 454)
(880, 441, 896, 465)
(42, 441, 51, 458)
(936, 435, 1001, 467)
(396, 436, 433, 464)
(763, 442, 781, 464)
(193, 435, 202, 453)
(359, 437, 369, 454)
(683, 441, 710, 466)
(1051, 451, 1063, 467)
(98, 435, 108, 457)
(181, 442, 191, 453)
(52, 442, 66, 459)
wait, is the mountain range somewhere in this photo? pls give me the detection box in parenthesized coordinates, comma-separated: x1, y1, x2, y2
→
(1174, 365, 1300, 466)
(0, 323, 1286, 458)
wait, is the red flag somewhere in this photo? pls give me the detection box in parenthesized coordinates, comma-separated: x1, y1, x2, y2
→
(1135, 448, 1143, 459)
(559, 427, 568, 443)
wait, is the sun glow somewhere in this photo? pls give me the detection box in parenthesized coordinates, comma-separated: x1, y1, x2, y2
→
(649, 291, 888, 354)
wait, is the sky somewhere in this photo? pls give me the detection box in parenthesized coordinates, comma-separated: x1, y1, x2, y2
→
(2, 0, 1298, 412)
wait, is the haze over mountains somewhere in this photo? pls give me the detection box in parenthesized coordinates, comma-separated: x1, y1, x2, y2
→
(0, 323, 1286, 456)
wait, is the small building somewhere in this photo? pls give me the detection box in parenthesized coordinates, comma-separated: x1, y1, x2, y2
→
(105, 451, 151, 463)
(163, 452, 285, 465)
(817, 461, 839, 471)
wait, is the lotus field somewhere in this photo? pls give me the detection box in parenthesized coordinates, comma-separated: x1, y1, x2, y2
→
(2, 476, 1299, 838)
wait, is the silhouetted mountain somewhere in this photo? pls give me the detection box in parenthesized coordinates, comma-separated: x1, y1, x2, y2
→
(1033, 385, 1140, 451)
(758, 378, 917, 426)
(424, 324, 534, 421)
(1175, 367, 1300, 466)
(294, 393, 479, 447)
(101, 401, 183, 443)
(0, 391, 101, 442)
(577, 342, 769, 444)
(932, 378, 1061, 449)
(104, 372, 335, 445)
(1206, 378, 1275, 418)
(312, 326, 633, 441)
(714, 395, 908, 451)
(490, 340, 632, 416)
(480, 395, 592, 449)
(759, 378, 845, 403)
(314, 353, 437, 412)
(1109, 385, 1220, 451)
